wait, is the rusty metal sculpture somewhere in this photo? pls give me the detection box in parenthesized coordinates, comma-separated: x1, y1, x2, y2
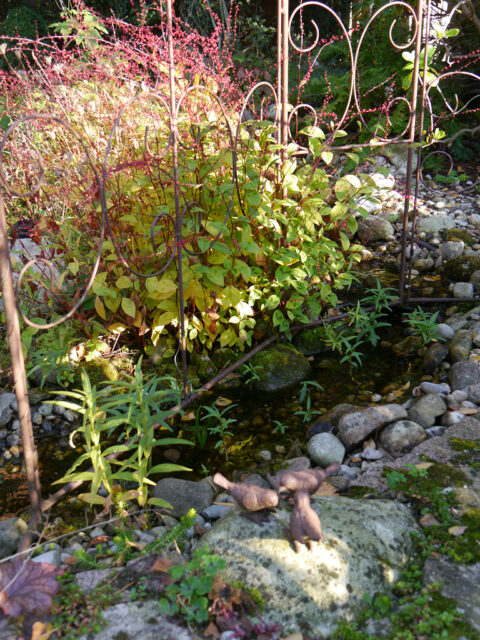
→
(289, 488, 324, 553)
(213, 465, 337, 551)
(277, 462, 340, 495)
(0, 0, 479, 534)
(213, 472, 279, 512)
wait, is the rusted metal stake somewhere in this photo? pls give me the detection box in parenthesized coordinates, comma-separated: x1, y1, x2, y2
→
(166, 0, 188, 398)
(0, 196, 42, 517)
(398, 0, 425, 303)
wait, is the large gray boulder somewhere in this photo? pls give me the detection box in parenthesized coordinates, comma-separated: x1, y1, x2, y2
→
(201, 497, 420, 637)
(338, 404, 407, 450)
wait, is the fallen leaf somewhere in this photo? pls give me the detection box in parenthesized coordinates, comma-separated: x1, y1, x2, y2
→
(88, 535, 110, 548)
(215, 397, 232, 407)
(419, 513, 441, 528)
(31, 621, 56, 640)
(203, 621, 221, 638)
(314, 482, 338, 496)
(448, 525, 467, 537)
(0, 560, 60, 617)
(460, 408, 478, 415)
(414, 462, 434, 470)
(151, 557, 174, 573)
(181, 411, 196, 422)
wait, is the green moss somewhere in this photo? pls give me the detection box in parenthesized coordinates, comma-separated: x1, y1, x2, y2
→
(437, 508, 480, 564)
(443, 255, 480, 282)
(345, 486, 378, 499)
(449, 438, 480, 452)
(443, 228, 475, 246)
(292, 326, 328, 356)
(231, 580, 266, 612)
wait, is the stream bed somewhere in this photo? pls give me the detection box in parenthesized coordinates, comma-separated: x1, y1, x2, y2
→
(0, 314, 425, 518)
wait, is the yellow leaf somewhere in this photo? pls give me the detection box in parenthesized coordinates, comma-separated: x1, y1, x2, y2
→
(108, 323, 127, 334)
(448, 525, 467, 537)
(68, 261, 79, 275)
(321, 151, 333, 165)
(95, 295, 106, 320)
(116, 275, 132, 289)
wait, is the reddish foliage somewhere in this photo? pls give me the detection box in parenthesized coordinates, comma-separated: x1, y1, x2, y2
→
(0, 559, 61, 617)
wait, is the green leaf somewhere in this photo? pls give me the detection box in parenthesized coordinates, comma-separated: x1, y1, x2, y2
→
(116, 275, 132, 289)
(239, 240, 261, 254)
(148, 497, 174, 508)
(149, 463, 192, 474)
(205, 267, 225, 287)
(121, 297, 136, 318)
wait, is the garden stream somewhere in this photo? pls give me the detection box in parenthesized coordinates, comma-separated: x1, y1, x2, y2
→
(0, 311, 424, 520)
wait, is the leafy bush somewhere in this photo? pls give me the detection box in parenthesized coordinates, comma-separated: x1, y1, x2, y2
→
(1, 2, 382, 359)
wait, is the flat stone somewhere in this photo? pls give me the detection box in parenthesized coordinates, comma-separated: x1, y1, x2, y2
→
(77, 601, 194, 640)
(453, 282, 475, 298)
(307, 432, 346, 467)
(201, 497, 419, 637)
(338, 404, 407, 450)
(379, 420, 426, 458)
(417, 215, 456, 234)
(449, 360, 480, 390)
(0, 517, 28, 559)
(437, 323, 455, 341)
(449, 329, 473, 363)
(407, 394, 447, 428)
(423, 556, 480, 632)
(419, 381, 450, 395)
(152, 478, 214, 518)
(0, 392, 16, 427)
(422, 343, 449, 374)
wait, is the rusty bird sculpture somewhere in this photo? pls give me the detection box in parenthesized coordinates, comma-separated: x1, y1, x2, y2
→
(213, 472, 279, 512)
(289, 488, 323, 552)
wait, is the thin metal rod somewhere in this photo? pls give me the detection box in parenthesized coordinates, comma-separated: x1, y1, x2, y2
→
(398, 0, 425, 302)
(277, 0, 282, 144)
(0, 196, 42, 516)
(281, 0, 289, 149)
(166, 0, 188, 397)
(404, 0, 432, 303)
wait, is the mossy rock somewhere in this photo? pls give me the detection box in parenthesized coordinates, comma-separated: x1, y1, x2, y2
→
(190, 352, 218, 383)
(292, 326, 327, 356)
(210, 348, 237, 370)
(78, 358, 120, 385)
(444, 255, 480, 282)
(250, 343, 311, 393)
(443, 228, 475, 246)
(75, 354, 135, 387)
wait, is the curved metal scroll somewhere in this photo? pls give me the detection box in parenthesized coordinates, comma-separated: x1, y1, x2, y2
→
(0, 114, 104, 329)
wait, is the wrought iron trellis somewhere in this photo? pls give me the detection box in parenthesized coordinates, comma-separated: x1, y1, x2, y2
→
(0, 0, 479, 533)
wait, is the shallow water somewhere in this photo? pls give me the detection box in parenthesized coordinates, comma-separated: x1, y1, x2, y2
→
(0, 316, 424, 518)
